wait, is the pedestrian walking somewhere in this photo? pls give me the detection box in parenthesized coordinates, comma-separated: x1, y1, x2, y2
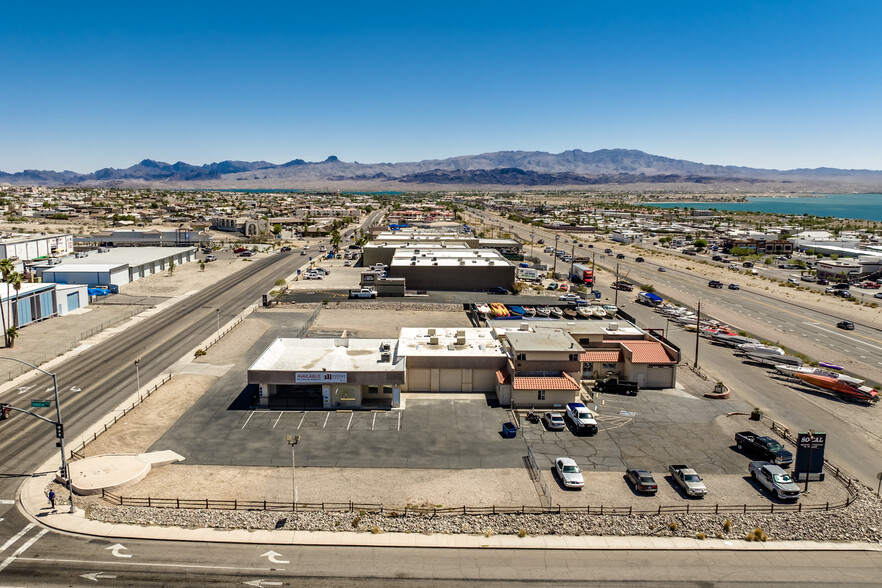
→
(48, 490, 56, 509)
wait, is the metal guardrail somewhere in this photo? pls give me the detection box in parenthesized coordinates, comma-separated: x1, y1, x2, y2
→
(99, 489, 852, 516)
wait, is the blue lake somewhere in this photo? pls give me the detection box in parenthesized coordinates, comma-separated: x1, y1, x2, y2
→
(648, 194, 882, 222)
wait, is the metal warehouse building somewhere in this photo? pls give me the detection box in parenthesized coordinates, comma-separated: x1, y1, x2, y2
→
(35, 246, 196, 287)
(389, 248, 515, 291)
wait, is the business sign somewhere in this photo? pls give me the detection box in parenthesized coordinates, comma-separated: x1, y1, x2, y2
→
(793, 431, 827, 482)
(295, 372, 347, 384)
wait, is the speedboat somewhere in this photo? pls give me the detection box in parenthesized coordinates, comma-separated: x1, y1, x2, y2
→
(746, 353, 802, 367)
(776, 365, 864, 385)
(522, 306, 536, 317)
(737, 343, 785, 357)
(563, 308, 578, 319)
(602, 304, 617, 316)
(475, 303, 491, 318)
(577, 306, 593, 318)
(508, 305, 526, 317)
(549, 306, 563, 318)
(794, 372, 879, 403)
(712, 332, 761, 347)
(592, 306, 607, 318)
(536, 306, 552, 317)
(490, 303, 510, 318)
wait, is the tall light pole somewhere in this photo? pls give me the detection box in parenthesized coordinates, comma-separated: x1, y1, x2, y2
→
(552, 234, 560, 278)
(0, 358, 74, 513)
(215, 308, 220, 337)
(134, 358, 141, 400)
(287, 434, 300, 507)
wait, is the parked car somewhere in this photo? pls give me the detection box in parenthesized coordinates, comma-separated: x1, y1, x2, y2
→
(728, 283, 740, 290)
(547, 282, 558, 290)
(565, 403, 598, 435)
(748, 461, 801, 501)
(239, 251, 254, 257)
(554, 457, 584, 489)
(787, 278, 799, 285)
(201, 247, 212, 254)
(734, 431, 793, 466)
(668, 464, 707, 497)
(304, 272, 322, 280)
(875, 292, 882, 299)
(558, 293, 579, 302)
(594, 377, 639, 396)
(837, 320, 855, 330)
(825, 287, 836, 294)
(233, 247, 247, 253)
(816, 278, 829, 285)
(557, 283, 569, 291)
(542, 412, 566, 431)
(204, 255, 217, 262)
(625, 468, 658, 494)
(343, 260, 352, 266)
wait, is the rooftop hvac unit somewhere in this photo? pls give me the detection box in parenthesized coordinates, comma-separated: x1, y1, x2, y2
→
(488, 261, 494, 265)
(380, 352, 391, 362)
(519, 322, 529, 331)
(456, 329, 465, 337)
(429, 336, 439, 345)
(381, 342, 391, 352)
(455, 336, 466, 345)
(608, 322, 619, 331)
(427, 328, 436, 335)
(432, 262, 438, 265)
(447, 344, 455, 351)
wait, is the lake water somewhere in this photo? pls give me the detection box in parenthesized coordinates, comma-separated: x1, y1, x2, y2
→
(648, 194, 882, 222)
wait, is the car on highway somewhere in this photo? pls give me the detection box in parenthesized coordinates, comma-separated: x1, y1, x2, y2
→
(635, 257, 644, 262)
(835, 290, 853, 298)
(787, 278, 799, 284)
(708, 280, 723, 289)
(837, 320, 855, 330)
(817, 278, 829, 285)
(825, 287, 836, 293)
(554, 457, 584, 489)
(487, 286, 510, 295)
(657, 266, 666, 272)
(604, 248, 613, 254)
(343, 260, 352, 266)
(728, 283, 740, 290)
(616, 253, 625, 259)
(625, 468, 658, 494)
(542, 412, 566, 431)
(204, 255, 217, 262)
(280, 246, 292, 252)
(300, 250, 307, 255)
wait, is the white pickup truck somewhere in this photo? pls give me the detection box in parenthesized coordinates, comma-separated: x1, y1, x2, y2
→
(348, 288, 378, 299)
(565, 403, 598, 435)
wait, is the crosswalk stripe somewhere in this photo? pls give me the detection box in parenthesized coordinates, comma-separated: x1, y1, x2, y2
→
(0, 524, 35, 556)
(0, 529, 48, 572)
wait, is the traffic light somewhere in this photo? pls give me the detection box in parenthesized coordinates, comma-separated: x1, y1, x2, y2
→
(55, 423, 63, 438)
(0, 404, 10, 420)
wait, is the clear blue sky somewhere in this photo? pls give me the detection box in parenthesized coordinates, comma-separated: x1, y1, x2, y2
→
(2, 1, 880, 172)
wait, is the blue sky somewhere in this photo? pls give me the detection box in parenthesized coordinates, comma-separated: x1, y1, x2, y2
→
(2, 1, 880, 172)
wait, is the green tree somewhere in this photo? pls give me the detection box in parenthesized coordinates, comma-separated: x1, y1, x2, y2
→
(0, 258, 12, 346)
(168, 259, 176, 276)
(272, 224, 282, 235)
(5, 326, 18, 348)
(693, 238, 708, 250)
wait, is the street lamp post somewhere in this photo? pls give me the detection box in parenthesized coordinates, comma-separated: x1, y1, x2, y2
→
(134, 358, 141, 400)
(287, 434, 300, 508)
(0, 358, 74, 513)
(215, 308, 220, 337)
(552, 234, 560, 277)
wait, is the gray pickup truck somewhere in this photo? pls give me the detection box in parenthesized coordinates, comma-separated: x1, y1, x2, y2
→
(668, 464, 707, 497)
(734, 431, 793, 466)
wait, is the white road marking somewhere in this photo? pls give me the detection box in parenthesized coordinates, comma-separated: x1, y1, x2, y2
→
(397, 412, 401, 431)
(322, 413, 329, 429)
(804, 322, 882, 352)
(80, 572, 117, 581)
(16, 557, 274, 572)
(0, 528, 47, 572)
(70, 386, 82, 392)
(0, 499, 14, 505)
(0, 523, 34, 555)
(272, 412, 283, 429)
(241, 411, 254, 429)
(297, 412, 305, 430)
(371, 412, 377, 430)
(107, 543, 131, 558)
(347, 412, 354, 430)
(244, 580, 283, 587)
(260, 551, 289, 564)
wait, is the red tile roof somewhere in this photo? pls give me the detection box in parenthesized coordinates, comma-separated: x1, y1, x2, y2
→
(512, 372, 581, 391)
(579, 349, 623, 362)
(496, 369, 510, 384)
(611, 340, 676, 364)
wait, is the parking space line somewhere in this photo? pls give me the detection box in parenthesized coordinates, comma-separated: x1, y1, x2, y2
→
(371, 413, 377, 430)
(241, 411, 254, 429)
(347, 412, 354, 430)
(297, 412, 306, 430)
(272, 412, 283, 429)
(322, 413, 330, 429)
(397, 412, 401, 431)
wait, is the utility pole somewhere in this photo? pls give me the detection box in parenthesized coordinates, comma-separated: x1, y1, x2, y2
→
(552, 234, 560, 278)
(614, 263, 620, 308)
(591, 253, 596, 292)
(569, 243, 576, 283)
(530, 230, 534, 258)
(693, 299, 701, 368)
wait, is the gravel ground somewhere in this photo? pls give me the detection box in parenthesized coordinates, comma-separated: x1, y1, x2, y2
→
(308, 305, 471, 338)
(82, 485, 882, 543)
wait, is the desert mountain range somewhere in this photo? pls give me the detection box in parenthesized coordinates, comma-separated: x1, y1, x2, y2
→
(2, 149, 881, 190)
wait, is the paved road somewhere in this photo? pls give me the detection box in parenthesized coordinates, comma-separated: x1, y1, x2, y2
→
(1, 525, 881, 586)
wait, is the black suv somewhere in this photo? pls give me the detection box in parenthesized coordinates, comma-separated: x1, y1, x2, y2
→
(708, 280, 724, 288)
(616, 253, 625, 259)
(635, 257, 644, 262)
(837, 320, 855, 330)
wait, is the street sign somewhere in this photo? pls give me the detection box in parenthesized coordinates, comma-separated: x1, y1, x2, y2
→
(30, 400, 51, 408)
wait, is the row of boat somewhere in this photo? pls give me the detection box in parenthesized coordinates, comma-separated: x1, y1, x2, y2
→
(476, 303, 618, 320)
(653, 302, 879, 404)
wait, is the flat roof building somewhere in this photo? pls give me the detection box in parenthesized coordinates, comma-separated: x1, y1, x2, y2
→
(34, 246, 196, 287)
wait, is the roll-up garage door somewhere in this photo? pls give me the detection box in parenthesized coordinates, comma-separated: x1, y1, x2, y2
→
(66, 292, 79, 311)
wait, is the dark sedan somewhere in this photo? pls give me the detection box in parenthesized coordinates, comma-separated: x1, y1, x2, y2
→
(837, 320, 855, 330)
(625, 468, 659, 494)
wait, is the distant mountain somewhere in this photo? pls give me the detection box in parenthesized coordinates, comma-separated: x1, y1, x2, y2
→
(2, 149, 881, 187)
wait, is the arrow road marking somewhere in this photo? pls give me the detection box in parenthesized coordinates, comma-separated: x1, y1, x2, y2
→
(70, 386, 82, 392)
(260, 551, 289, 564)
(16, 385, 34, 395)
(244, 580, 283, 587)
(0, 528, 47, 572)
(107, 543, 132, 558)
(0, 523, 35, 555)
(80, 572, 117, 582)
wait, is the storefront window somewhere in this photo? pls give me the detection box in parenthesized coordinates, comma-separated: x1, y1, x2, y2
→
(368, 386, 379, 395)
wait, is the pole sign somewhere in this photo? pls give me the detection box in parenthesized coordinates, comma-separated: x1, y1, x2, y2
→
(793, 431, 826, 482)
(30, 400, 51, 408)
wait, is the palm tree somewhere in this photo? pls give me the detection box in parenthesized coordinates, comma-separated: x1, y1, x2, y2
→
(5, 325, 18, 348)
(8, 272, 23, 330)
(329, 229, 342, 251)
(0, 258, 13, 346)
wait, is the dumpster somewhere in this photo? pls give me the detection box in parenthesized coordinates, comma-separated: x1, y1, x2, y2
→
(501, 422, 517, 438)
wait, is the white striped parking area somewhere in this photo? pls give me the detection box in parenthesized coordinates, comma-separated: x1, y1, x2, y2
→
(238, 410, 402, 432)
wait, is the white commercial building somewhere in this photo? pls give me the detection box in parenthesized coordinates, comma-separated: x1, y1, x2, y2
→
(35, 246, 196, 287)
(0, 233, 73, 261)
